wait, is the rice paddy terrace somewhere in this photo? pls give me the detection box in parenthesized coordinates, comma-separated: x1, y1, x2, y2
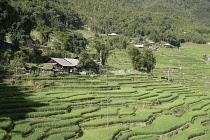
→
(154, 43, 210, 93)
(1, 72, 210, 140)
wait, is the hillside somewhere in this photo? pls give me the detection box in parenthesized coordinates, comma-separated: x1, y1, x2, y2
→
(108, 0, 210, 27)
(1, 0, 210, 140)
(67, 0, 210, 45)
(1, 67, 210, 139)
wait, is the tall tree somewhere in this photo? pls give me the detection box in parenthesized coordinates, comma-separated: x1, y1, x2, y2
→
(0, 0, 19, 42)
(77, 51, 98, 73)
(92, 40, 111, 65)
(142, 48, 156, 72)
(127, 46, 156, 72)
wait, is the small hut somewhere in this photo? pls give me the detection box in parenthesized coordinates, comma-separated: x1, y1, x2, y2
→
(134, 44, 144, 48)
(43, 58, 79, 73)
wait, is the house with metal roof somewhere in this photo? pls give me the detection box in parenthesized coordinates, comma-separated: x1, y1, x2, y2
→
(164, 43, 174, 48)
(108, 33, 118, 36)
(134, 44, 144, 48)
(43, 58, 79, 73)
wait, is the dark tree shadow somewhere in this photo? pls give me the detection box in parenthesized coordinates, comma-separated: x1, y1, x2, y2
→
(0, 77, 47, 139)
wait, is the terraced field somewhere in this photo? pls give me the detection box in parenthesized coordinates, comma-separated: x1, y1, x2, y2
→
(153, 43, 210, 93)
(1, 73, 210, 140)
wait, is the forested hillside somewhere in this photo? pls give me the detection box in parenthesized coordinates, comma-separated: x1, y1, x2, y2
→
(108, 0, 210, 26)
(67, 0, 210, 44)
(1, 0, 210, 73)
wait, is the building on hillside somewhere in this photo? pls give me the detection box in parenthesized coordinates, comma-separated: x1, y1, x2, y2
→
(134, 44, 144, 48)
(108, 33, 118, 36)
(164, 43, 174, 48)
(43, 58, 79, 73)
(149, 42, 155, 45)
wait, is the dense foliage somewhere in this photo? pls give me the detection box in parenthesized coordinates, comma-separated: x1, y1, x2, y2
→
(68, 0, 210, 44)
(127, 46, 156, 72)
(0, 0, 87, 73)
(1, 0, 210, 73)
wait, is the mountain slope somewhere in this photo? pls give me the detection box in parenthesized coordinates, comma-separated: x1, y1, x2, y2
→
(67, 0, 210, 45)
(108, 0, 210, 26)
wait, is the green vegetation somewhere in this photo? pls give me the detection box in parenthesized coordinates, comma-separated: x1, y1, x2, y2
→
(1, 49, 210, 139)
(1, 0, 210, 140)
(127, 46, 156, 72)
(1, 0, 210, 74)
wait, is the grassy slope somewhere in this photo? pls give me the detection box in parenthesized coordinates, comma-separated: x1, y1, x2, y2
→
(153, 42, 210, 92)
(105, 41, 210, 92)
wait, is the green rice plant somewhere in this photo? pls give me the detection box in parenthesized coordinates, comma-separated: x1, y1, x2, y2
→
(10, 122, 32, 137)
(0, 129, 7, 140)
(0, 113, 27, 120)
(184, 96, 202, 104)
(1, 110, 64, 120)
(77, 125, 129, 140)
(0, 108, 36, 114)
(24, 127, 50, 140)
(118, 115, 187, 140)
(118, 107, 135, 115)
(46, 125, 79, 136)
(159, 94, 179, 103)
(133, 83, 172, 88)
(191, 100, 210, 111)
(195, 125, 210, 140)
(181, 110, 208, 123)
(81, 109, 161, 127)
(49, 85, 120, 90)
(53, 107, 99, 119)
(83, 107, 119, 119)
(158, 93, 172, 99)
(51, 95, 95, 103)
(80, 117, 120, 128)
(153, 96, 185, 110)
(25, 118, 57, 126)
(9, 133, 23, 140)
(137, 94, 159, 100)
(0, 102, 44, 110)
(101, 78, 132, 82)
(69, 98, 107, 106)
(100, 99, 135, 106)
(0, 98, 28, 104)
(26, 110, 65, 118)
(45, 131, 76, 140)
(32, 118, 82, 128)
(130, 135, 158, 140)
(59, 80, 106, 85)
(41, 92, 86, 99)
(169, 117, 207, 140)
(89, 88, 137, 95)
(21, 77, 78, 81)
(31, 104, 70, 112)
(0, 117, 11, 129)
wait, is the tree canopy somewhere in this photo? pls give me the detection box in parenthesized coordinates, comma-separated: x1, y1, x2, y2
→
(127, 46, 156, 72)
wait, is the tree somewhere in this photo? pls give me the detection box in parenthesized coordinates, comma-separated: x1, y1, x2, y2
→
(142, 48, 156, 72)
(0, 0, 19, 42)
(10, 50, 29, 74)
(2, 49, 12, 62)
(127, 46, 143, 70)
(77, 51, 98, 73)
(51, 31, 87, 54)
(127, 46, 156, 72)
(92, 40, 111, 65)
